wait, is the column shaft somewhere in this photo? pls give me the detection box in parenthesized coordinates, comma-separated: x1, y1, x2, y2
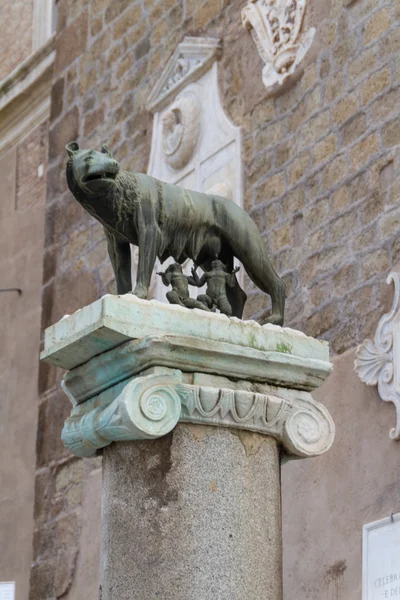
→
(100, 425, 282, 600)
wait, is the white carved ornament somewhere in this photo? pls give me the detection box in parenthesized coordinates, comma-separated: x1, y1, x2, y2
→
(354, 272, 400, 440)
(161, 93, 201, 171)
(241, 0, 315, 89)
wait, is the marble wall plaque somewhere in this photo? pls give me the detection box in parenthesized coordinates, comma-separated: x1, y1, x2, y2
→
(363, 514, 400, 599)
(0, 583, 15, 600)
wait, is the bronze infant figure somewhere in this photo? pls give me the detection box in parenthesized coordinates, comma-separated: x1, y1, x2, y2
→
(65, 141, 286, 325)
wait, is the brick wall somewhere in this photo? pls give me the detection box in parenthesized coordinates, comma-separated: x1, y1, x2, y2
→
(0, 0, 34, 81)
(32, 0, 400, 597)
(0, 122, 49, 600)
(243, 0, 400, 354)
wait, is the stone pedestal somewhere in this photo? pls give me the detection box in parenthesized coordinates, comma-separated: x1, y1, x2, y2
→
(41, 295, 335, 600)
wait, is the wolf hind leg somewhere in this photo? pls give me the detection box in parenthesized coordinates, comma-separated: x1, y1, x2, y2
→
(246, 259, 286, 326)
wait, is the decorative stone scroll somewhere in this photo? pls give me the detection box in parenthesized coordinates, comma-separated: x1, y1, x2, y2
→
(355, 272, 400, 441)
(61, 367, 334, 459)
(241, 0, 316, 89)
(62, 370, 182, 457)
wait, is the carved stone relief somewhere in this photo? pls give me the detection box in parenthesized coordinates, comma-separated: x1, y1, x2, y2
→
(161, 93, 201, 171)
(242, 0, 316, 89)
(354, 272, 400, 440)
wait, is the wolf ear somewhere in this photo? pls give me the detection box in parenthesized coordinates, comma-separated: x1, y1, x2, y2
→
(66, 141, 79, 157)
(101, 144, 113, 158)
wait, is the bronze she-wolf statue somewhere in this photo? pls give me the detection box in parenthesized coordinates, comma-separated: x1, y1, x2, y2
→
(65, 141, 286, 325)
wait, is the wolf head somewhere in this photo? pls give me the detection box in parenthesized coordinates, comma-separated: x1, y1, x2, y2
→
(66, 141, 120, 195)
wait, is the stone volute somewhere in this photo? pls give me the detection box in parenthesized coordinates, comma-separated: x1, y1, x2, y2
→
(41, 295, 334, 600)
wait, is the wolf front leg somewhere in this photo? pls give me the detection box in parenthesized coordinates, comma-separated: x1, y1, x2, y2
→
(134, 227, 159, 299)
(105, 230, 132, 295)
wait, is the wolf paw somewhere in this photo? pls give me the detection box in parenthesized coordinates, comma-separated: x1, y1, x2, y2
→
(132, 286, 148, 300)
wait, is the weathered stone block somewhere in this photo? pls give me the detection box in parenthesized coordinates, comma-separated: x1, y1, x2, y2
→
(362, 248, 389, 281)
(55, 11, 88, 75)
(362, 67, 391, 104)
(349, 133, 379, 172)
(312, 134, 337, 164)
(382, 117, 400, 147)
(341, 112, 367, 145)
(363, 8, 391, 45)
(48, 108, 79, 161)
(332, 94, 358, 125)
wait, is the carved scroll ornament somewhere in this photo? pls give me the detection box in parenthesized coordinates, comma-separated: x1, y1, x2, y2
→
(242, 0, 316, 89)
(354, 272, 400, 440)
(62, 367, 335, 459)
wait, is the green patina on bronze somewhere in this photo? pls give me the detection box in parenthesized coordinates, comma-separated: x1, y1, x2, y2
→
(65, 142, 286, 325)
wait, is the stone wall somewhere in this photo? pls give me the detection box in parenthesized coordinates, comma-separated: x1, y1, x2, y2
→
(0, 0, 34, 80)
(0, 123, 48, 600)
(32, 0, 400, 597)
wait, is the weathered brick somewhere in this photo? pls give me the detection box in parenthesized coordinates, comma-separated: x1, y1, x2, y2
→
(363, 8, 391, 45)
(306, 304, 337, 338)
(380, 28, 400, 59)
(256, 120, 287, 151)
(247, 152, 273, 186)
(330, 210, 358, 243)
(382, 118, 400, 147)
(193, 0, 224, 27)
(369, 87, 400, 125)
(380, 207, 400, 238)
(255, 172, 286, 203)
(312, 134, 336, 165)
(324, 71, 344, 104)
(304, 198, 330, 231)
(272, 223, 292, 251)
(275, 140, 294, 168)
(347, 46, 378, 83)
(300, 64, 318, 93)
(287, 152, 310, 186)
(362, 248, 389, 280)
(112, 3, 143, 38)
(350, 133, 379, 172)
(50, 78, 65, 122)
(333, 36, 357, 69)
(321, 154, 348, 190)
(352, 224, 378, 251)
(341, 112, 367, 145)
(359, 192, 384, 225)
(281, 187, 306, 216)
(48, 108, 79, 161)
(362, 67, 391, 104)
(251, 102, 276, 129)
(55, 11, 88, 75)
(298, 110, 330, 149)
(105, 0, 133, 23)
(84, 105, 105, 137)
(332, 94, 358, 125)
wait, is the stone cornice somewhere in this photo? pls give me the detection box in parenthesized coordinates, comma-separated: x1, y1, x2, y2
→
(0, 36, 55, 154)
(0, 36, 55, 112)
(41, 294, 331, 374)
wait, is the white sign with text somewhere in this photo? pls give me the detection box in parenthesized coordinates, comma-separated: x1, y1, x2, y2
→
(363, 514, 400, 599)
(0, 582, 15, 600)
